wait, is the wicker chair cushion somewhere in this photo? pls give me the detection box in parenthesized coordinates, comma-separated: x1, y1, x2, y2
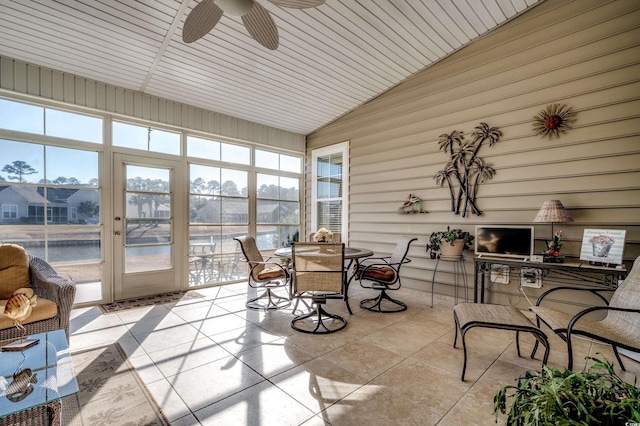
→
(0, 296, 58, 329)
(0, 244, 31, 298)
(354, 265, 397, 282)
(257, 266, 285, 280)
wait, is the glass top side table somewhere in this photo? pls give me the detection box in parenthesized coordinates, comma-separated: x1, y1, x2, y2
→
(0, 329, 79, 425)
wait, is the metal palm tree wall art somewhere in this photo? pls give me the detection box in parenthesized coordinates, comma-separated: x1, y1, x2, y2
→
(434, 122, 502, 218)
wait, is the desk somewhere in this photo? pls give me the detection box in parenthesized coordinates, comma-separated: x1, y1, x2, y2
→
(274, 246, 374, 314)
(1, 330, 78, 425)
(473, 256, 627, 303)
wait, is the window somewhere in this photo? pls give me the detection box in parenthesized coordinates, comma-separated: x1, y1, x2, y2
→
(188, 163, 249, 285)
(187, 135, 250, 165)
(256, 173, 300, 249)
(0, 98, 103, 143)
(311, 142, 348, 238)
(255, 149, 301, 173)
(2, 205, 18, 219)
(113, 121, 180, 155)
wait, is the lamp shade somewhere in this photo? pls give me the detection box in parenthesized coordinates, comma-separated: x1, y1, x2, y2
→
(533, 200, 573, 223)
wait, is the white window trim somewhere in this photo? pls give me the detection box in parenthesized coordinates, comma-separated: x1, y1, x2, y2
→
(311, 141, 349, 240)
(2, 204, 18, 219)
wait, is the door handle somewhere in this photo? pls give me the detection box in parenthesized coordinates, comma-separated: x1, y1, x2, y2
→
(114, 231, 121, 236)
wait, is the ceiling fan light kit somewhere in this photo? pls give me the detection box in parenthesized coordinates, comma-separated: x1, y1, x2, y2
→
(216, 0, 254, 16)
(183, 0, 325, 49)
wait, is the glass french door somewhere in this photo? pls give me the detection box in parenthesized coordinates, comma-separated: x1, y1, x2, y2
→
(113, 154, 185, 299)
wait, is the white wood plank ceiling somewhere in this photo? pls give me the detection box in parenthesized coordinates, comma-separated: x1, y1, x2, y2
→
(0, 0, 542, 135)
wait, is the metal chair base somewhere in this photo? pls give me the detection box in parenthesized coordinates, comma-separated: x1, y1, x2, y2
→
(360, 289, 407, 313)
(246, 288, 291, 310)
(291, 300, 347, 334)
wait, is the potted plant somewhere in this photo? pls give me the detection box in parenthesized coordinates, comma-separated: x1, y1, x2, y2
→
(426, 227, 474, 259)
(494, 356, 640, 425)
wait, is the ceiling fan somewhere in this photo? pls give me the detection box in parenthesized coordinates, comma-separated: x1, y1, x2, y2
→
(183, 0, 325, 50)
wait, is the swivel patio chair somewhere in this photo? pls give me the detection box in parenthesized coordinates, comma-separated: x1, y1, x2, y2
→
(530, 255, 640, 371)
(234, 235, 290, 310)
(355, 236, 417, 312)
(290, 243, 347, 334)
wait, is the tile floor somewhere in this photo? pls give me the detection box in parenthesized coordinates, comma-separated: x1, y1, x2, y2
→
(69, 284, 640, 425)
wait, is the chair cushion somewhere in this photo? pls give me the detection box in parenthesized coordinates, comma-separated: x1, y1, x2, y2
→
(355, 265, 397, 282)
(257, 266, 285, 280)
(0, 244, 31, 299)
(0, 296, 57, 329)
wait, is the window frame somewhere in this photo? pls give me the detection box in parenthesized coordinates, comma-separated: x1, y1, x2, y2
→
(2, 204, 18, 219)
(311, 141, 349, 240)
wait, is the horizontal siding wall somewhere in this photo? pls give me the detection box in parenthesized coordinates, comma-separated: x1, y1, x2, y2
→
(306, 0, 640, 307)
(0, 56, 305, 152)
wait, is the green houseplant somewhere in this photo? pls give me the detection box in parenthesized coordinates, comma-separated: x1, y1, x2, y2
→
(494, 356, 640, 425)
(426, 227, 474, 259)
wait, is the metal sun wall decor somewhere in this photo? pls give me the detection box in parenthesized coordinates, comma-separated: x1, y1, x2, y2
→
(434, 122, 502, 218)
(532, 103, 576, 138)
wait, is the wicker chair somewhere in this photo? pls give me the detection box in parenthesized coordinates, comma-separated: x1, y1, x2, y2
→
(355, 236, 417, 312)
(234, 235, 291, 310)
(530, 255, 640, 371)
(0, 245, 76, 342)
(290, 243, 347, 334)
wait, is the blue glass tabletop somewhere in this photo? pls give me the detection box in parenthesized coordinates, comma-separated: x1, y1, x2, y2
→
(0, 330, 78, 418)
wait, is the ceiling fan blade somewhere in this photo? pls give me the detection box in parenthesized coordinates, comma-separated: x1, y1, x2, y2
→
(267, 0, 325, 8)
(242, 2, 279, 50)
(182, 0, 224, 43)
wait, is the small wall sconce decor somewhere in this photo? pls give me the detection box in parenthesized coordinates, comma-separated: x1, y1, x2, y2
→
(433, 122, 502, 217)
(532, 103, 576, 139)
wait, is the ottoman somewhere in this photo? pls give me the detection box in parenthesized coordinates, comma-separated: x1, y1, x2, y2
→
(453, 303, 550, 381)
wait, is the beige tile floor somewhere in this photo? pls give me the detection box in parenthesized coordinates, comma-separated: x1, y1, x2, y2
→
(69, 284, 640, 425)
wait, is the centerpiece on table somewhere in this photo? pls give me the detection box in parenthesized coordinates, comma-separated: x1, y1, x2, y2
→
(543, 230, 564, 263)
(426, 227, 474, 259)
(313, 228, 333, 243)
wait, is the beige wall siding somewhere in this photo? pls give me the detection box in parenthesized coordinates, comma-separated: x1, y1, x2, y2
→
(0, 56, 305, 152)
(306, 0, 640, 305)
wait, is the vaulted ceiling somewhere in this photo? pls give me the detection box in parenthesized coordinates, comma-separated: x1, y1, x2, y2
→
(0, 0, 542, 135)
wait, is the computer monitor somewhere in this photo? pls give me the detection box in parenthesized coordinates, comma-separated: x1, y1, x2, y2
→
(474, 225, 534, 259)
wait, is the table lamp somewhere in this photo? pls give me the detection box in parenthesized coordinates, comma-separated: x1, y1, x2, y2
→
(533, 200, 573, 239)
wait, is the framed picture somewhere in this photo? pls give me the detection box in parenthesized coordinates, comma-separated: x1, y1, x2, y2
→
(579, 229, 626, 265)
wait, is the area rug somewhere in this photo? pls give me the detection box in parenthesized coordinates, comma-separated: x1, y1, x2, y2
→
(100, 290, 205, 314)
(62, 343, 169, 426)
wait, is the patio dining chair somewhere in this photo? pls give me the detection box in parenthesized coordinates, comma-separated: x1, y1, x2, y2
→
(355, 236, 417, 312)
(290, 243, 347, 334)
(530, 255, 640, 371)
(234, 235, 290, 310)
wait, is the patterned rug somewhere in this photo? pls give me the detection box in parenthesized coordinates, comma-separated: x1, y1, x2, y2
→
(100, 290, 205, 314)
(62, 343, 169, 425)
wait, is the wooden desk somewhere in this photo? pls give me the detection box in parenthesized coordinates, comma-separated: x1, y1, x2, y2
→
(473, 256, 627, 303)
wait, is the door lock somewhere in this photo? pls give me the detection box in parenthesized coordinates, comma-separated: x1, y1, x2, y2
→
(114, 231, 121, 236)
